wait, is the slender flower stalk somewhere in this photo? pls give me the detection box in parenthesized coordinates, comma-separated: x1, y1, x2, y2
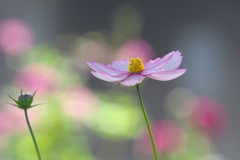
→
(136, 84, 159, 160)
(24, 108, 42, 160)
(7, 90, 43, 160)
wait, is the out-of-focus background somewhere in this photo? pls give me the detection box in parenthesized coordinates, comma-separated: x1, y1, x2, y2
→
(0, 0, 238, 160)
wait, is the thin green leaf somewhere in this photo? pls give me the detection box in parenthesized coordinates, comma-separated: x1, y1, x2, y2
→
(7, 95, 20, 105)
(30, 103, 44, 108)
(5, 102, 19, 107)
(32, 90, 37, 98)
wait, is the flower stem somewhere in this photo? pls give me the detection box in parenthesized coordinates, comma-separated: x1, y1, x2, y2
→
(136, 84, 159, 160)
(24, 108, 42, 160)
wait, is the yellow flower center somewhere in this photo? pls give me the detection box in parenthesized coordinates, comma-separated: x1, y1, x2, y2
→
(128, 57, 145, 73)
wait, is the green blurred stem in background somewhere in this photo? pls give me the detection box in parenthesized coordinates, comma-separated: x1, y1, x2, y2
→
(136, 84, 159, 160)
(24, 108, 42, 160)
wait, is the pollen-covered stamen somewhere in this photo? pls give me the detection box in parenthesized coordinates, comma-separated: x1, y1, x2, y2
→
(128, 57, 145, 73)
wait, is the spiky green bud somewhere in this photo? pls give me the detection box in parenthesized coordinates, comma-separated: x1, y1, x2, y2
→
(7, 90, 41, 109)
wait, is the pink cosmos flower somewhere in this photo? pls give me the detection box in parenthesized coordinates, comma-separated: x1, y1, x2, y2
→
(87, 51, 186, 86)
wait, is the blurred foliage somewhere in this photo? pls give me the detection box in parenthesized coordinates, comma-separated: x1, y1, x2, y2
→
(92, 92, 143, 139)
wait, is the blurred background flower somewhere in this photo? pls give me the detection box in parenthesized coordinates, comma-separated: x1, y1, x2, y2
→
(186, 97, 228, 137)
(0, 18, 34, 55)
(60, 86, 99, 123)
(14, 63, 60, 95)
(135, 120, 186, 157)
(115, 39, 155, 62)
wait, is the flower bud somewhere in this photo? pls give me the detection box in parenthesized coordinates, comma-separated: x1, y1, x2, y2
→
(18, 93, 32, 102)
(7, 90, 41, 110)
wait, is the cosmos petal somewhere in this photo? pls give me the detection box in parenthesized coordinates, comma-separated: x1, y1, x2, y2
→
(144, 57, 161, 68)
(87, 61, 128, 75)
(163, 56, 182, 71)
(144, 51, 181, 69)
(160, 50, 179, 61)
(120, 74, 145, 86)
(91, 71, 129, 82)
(107, 59, 129, 71)
(141, 54, 173, 75)
(162, 51, 182, 71)
(148, 69, 186, 81)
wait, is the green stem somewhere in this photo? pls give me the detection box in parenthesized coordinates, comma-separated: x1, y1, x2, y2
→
(24, 108, 42, 160)
(136, 84, 159, 160)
